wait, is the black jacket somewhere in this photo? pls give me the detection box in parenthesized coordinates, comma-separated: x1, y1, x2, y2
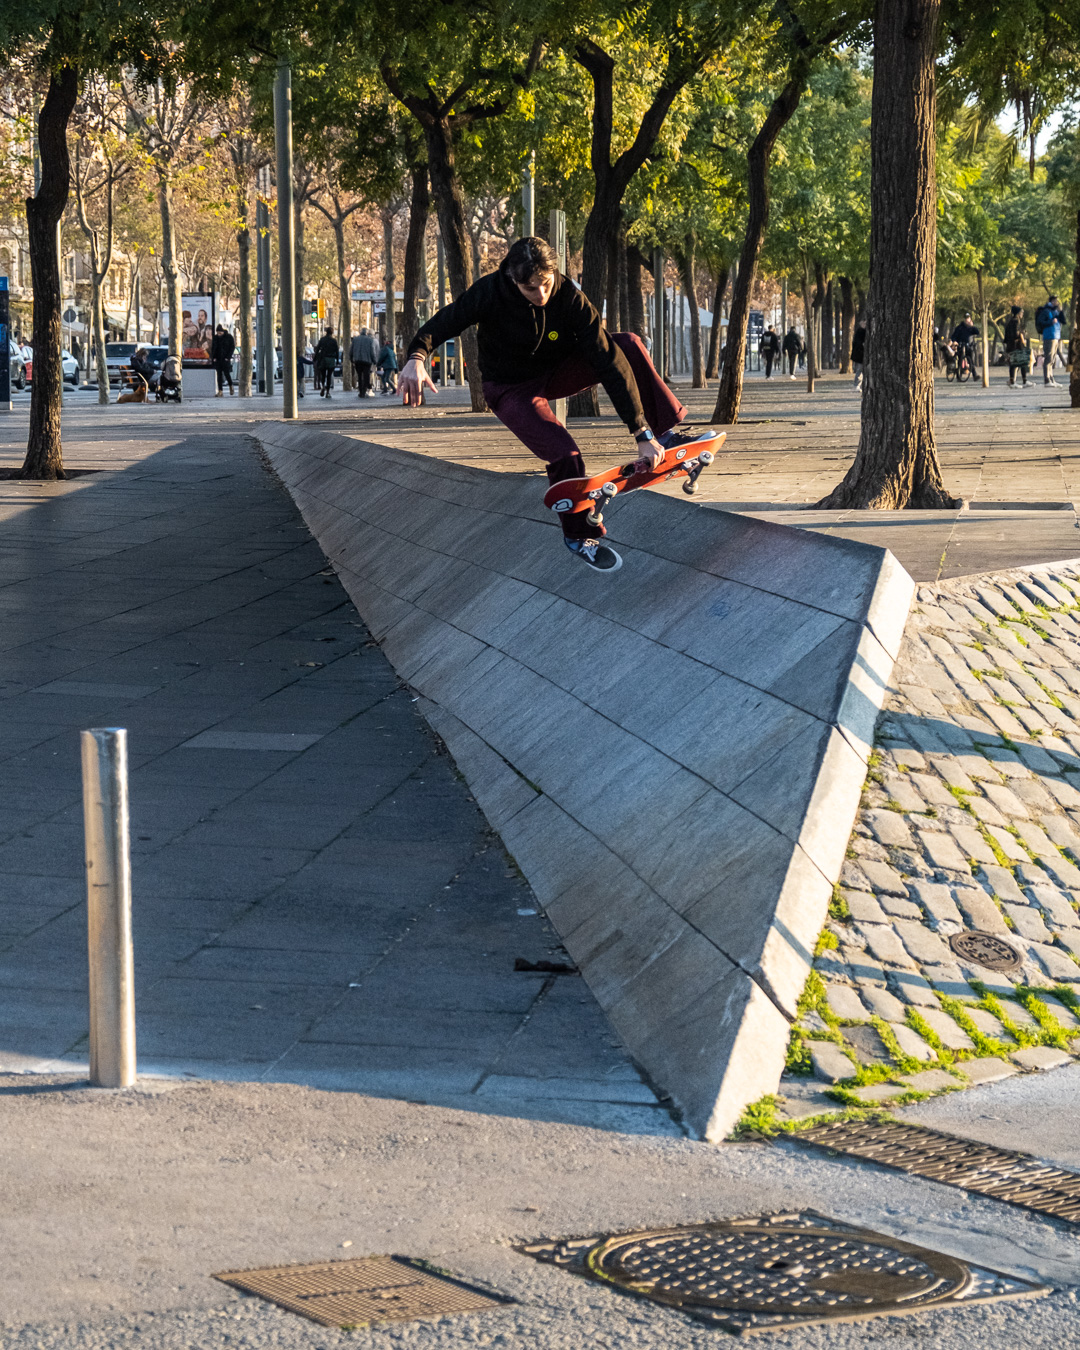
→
(130, 352, 154, 382)
(407, 264, 646, 431)
(951, 321, 978, 345)
(762, 331, 780, 355)
(782, 330, 801, 355)
(1003, 317, 1026, 351)
(210, 331, 235, 362)
(313, 335, 339, 368)
(851, 327, 867, 363)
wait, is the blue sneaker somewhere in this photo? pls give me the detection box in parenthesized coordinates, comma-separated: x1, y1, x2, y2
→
(564, 537, 623, 572)
(658, 425, 721, 453)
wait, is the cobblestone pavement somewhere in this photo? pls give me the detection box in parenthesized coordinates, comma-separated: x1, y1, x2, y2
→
(780, 563, 1080, 1122)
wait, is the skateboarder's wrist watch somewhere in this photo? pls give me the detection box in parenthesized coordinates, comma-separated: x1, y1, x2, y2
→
(634, 429, 654, 444)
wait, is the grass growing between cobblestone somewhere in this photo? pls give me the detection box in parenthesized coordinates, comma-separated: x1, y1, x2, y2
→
(773, 568, 1080, 1129)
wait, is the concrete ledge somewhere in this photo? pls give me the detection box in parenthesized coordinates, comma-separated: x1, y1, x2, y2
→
(256, 423, 913, 1138)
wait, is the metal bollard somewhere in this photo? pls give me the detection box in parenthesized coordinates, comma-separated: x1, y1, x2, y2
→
(81, 728, 136, 1087)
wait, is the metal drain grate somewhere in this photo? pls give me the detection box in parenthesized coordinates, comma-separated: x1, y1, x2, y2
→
(519, 1211, 1046, 1335)
(797, 1120, 1080, 1224)
(214, 1255, 508, 1328)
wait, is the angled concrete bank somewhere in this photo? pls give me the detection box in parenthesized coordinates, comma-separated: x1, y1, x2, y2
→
(256, 423, 914, 1138)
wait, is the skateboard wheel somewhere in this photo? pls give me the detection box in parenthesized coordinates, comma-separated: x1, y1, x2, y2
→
(683, 480, 699, 495)
(700, 450, 714, 465)
(600, 482, 617, 498)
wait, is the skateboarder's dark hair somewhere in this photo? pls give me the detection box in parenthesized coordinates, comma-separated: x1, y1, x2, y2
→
(504, 237, 559, 285)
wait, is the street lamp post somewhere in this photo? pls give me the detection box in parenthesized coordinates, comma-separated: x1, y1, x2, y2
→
(274, 58, 298, 419)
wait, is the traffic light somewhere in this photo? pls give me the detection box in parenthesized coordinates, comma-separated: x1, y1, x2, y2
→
(317, 298, 326, 320)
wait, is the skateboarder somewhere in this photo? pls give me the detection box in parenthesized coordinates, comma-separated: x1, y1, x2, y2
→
(400, 237, 718, 572)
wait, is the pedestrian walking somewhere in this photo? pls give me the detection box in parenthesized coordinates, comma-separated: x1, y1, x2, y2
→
(401, 236, 718, 574)
(313, 327, 339, 398)
(350, 327, 378, 397)
(950, 313, 979, 380)
(376, 338, 398, 393)
(1035, 295, 1065, 386)
(211, 324, 236, 396)
(761, 325, 781, 379)
(851, 320, 867, 390)
(782, 326, 801, 378)
(1003, 306, 1030, 389)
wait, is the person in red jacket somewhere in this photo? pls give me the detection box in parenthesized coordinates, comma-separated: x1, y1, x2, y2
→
(400, 237, 717, 573)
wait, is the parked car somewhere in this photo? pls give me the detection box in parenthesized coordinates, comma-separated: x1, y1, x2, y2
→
(103, 342, 138, 386)
(121, 345, 170, 389)
(7, 338, 25, 390)
(22, 349, 80, 385)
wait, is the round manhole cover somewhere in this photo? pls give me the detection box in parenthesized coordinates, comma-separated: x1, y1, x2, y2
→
(587, 1225, 970, 1315)
(949, 930, 1022, 972)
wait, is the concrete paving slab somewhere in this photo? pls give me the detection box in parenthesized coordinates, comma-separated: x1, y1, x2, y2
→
(257, 424, 910, 1138)
(0, 413, 659, 1136)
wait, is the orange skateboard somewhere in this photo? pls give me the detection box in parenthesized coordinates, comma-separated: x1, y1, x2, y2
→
(543, 430, 725, 523)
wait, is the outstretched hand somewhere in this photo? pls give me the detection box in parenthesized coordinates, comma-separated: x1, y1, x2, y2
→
(400, 356, 436, 407)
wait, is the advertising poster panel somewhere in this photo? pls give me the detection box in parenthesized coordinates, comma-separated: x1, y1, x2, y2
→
(159, 295, 233, 364)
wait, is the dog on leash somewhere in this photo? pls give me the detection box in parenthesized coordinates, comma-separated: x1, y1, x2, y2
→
(117, 380, 148, 404)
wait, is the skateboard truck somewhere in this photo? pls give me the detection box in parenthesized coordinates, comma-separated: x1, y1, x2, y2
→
(586, 480, 618, 527)
(682, 449, 715, 496)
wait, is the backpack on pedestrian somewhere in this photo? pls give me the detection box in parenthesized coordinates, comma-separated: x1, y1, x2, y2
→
(1035, 304, 1050, 336)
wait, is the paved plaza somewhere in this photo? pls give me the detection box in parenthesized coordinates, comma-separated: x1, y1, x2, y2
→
(1, 379, 1079, 1347)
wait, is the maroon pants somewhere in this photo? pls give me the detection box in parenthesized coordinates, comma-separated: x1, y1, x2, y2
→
(483, 332, 686, 538)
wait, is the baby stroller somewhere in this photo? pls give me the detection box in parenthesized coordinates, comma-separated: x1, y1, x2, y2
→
(155, 355, 183, 403)
(939, 340, 960, 380)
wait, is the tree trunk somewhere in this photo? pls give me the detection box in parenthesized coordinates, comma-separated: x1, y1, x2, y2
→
(23, 66, 78, 481)
(75, 170, 114, 406)
(334, 215, 352, 389)
(422, 116, 484, 410)
(572, 40, 692, 421)
(158, 171, 182, 359)
(813, 263, 828, 369)
(706, 267, 729, 378)
(712, 70, 806, 424)
(822, 276, 833, 367)
(839, 276, 854, 372)
(605, 217, 619, 331)
(381, 208, 396, 354)
(977, 266, 988, 388)
(617, 219, 630, 332)
(237, 199, 252, 397)
(91, 273, 109, 402)
(678, 240, 705, 388)
(801, 258, 817, 393)
(403, 161, 429, 341)
(817, 0, 955, 509)
(627, 244, 647, 339)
